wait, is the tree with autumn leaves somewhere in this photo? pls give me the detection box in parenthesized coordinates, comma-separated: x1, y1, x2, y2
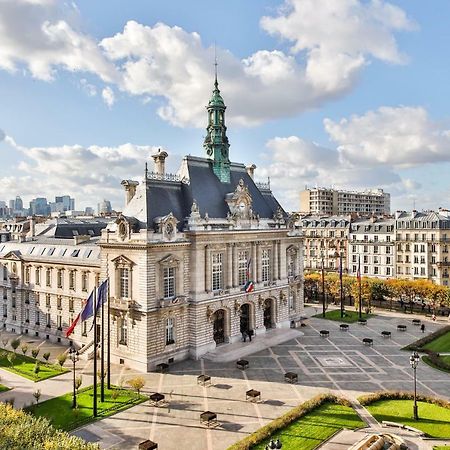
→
(304, 273, 450, 314)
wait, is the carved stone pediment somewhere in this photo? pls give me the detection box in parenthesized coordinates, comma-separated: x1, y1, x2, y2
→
(158, 254, 180, 267)
(225, 179, 253, 219)
(2, 251, 22, 261)
(111, 254, 135, 268)
(286, 245, 299, 254)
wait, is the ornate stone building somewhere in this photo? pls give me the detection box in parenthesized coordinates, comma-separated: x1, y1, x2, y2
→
(0, 78, 304, 371)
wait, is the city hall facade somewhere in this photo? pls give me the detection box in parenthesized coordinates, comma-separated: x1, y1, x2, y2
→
(0, 79, 304, 371)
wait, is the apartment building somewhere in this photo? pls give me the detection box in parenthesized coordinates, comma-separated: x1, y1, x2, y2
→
(300, 215, 350, 272)
(300, 188, 390, 215)
(347, 217, 395, 279)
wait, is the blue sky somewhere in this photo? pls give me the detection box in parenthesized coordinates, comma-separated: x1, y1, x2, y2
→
(1, 0, 450, 212)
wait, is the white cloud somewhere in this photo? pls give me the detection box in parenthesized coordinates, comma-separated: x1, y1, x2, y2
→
(80, 78, 97, 97)
(324, 106, 450, 167)
(101, 86, 115, 107)
(0, 0, 117, 82)
(1, 136, 172, 209)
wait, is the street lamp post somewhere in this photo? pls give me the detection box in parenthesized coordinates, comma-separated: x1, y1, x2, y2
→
(265, 438, 282, 449)
(409, 351, 420, 420)
(321, 253, 326, 318)
(69, 347, 79, 409)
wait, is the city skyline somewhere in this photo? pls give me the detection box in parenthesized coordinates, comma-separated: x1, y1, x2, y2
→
(1, 1, 450, 212)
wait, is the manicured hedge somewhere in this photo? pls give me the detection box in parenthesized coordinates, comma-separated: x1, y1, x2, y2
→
(423, 353, 450, 373)
(0, 402, 98, 449)
(403, 325, 450, 351)
(358, 391, 450, 409)
(227, 393, 351, 450)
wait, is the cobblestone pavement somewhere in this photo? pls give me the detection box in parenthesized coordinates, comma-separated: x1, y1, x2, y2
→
(71, 309, 450, 450)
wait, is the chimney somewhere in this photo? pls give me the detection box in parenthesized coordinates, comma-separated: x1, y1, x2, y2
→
(152, 149, 168, 176)
(121, 180, 139, 205)
(28, 216, 35, 238)
(246, 164, 256, 179)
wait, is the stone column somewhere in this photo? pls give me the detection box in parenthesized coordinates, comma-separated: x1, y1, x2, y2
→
(205, 245, 211, 292)
(226, 243, 233, 289)
(273, 241, 278, 282)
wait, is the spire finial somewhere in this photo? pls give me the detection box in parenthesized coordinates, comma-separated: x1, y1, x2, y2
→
(214, 42, 218, 88)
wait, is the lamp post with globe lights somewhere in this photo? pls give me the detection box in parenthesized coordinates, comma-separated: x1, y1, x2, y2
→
(69, 347, 80, 409)
(409, 351, 420, 420)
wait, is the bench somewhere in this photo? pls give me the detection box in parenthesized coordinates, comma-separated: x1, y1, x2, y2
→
(284, 372, 298, 384)
(381, 331, 391, 338)
(397, 325, 407, 332)
(246, 389, 261, 402)
(155, 363, 169, 373)
(319, 330, 329, 337)
(149, 392, 165, 407)
(362, 338, 373, 346)
(236, 359, 249, 370)
(358, 319, 367, 325)
(340, 324, 349, 331)
(200, 411, 218, 428)
(412, 319, 421, 325)
(197, 374, 212, 387)
(138, 440, 158, 450)
(381, 421, 425, 436)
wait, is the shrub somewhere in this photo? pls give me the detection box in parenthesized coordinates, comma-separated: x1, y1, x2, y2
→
(0, 402, 99, 449)
(97, 369, 107, 380)
(10, 338, 20, 353)
(31, 348, 40, 359)
(33, 389, 41, 405)
(358, 391, 450, 409)
(7, 352, 15, 367)
(1, 338, 9, 347)
(126, 376, 145, 396)
(75, 375, 83, 393)
(228, 393, 351, 450)
(33, 362, 41, 376)
(111, 389, 120, 400)
(56, 353, 67, 370)
(42, 352, 50, 362)
(403, 325, 450, 351)
(21, 344, 28, 355)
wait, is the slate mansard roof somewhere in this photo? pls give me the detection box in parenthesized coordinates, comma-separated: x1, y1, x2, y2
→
(122, 156, 285, 230)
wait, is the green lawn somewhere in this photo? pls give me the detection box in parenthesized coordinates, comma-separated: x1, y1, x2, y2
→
(252, 403, 365, 450)
(366, 400, 450, 438)
(422, 355, 450, 373)
(424, 331, 450, 353)
(314, 309, 373, 323)
(433, 447, 450, 450)
(0, 349, 68, 381)
(0, 384, 10, 392)
(29, 385, 147, 431)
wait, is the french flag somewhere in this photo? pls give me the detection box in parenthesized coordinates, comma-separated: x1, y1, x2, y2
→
(244, 258, 254, 292)
(65, 289, 95, 338)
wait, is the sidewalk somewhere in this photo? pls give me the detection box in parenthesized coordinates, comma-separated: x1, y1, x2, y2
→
(202, 327, 303, 363)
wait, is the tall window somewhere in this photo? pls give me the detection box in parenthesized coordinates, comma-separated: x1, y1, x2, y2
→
(35, 268, 41, 285)
(165, 317, 175, 345)
(2, 304, 6, 317)
(238, 250, 249, 286)
(57, 269, 63, 288)
(46, 313, 51, 328)
(212, 253, 223, 291)
(119, 268, 129, 298)
(261, 249, 271, 282)
(25, 308, 29, 323)
(35, 310, 40, 325)
(69, 270, 75, 290)
(46, 294, 51, 308)
(287, 254, 296, 277)
(163, 267, 176, 299)
(57, 296, 62, 309)
(119, 317, 128, 345)
(46, 268, 51, 287)
(81, 271, 88, 292)
(2, 266, 7, 281)
(57, 315, 62, 330)
(25, 267, 30, 283)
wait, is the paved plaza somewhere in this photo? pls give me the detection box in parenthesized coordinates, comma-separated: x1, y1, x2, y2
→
(1, 307, 450, 449)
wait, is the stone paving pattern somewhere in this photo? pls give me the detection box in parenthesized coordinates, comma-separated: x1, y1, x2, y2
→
(1, 307, 450, 449)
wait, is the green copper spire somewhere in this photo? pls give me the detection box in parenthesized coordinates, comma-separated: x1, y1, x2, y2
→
(203, 69, 230, 183)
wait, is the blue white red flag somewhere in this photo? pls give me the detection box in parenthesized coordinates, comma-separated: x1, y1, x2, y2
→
(80, 289, 95, 322)
(244, 280, 255, 293)
(94, 279, 109, 313)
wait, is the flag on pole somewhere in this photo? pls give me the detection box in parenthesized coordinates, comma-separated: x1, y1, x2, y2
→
(65, 313, 80, 338)
(244, 258, 255, 292)
(95, 279, 109, 313)
(246, 258, 252, 279)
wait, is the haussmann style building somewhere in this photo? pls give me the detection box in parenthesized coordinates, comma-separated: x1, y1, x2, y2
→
(0, 77, 304, 371)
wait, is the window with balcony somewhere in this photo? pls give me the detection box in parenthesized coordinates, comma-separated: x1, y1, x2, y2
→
(119, 268, 129, 298)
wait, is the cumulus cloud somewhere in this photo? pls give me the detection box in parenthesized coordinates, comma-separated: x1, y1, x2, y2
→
(2, 136, 173, 209)
(0, 0, 117, 82)
(101, 86, 115, 107)
(0, 0, 414, 127)
(324, 106, 450, 167)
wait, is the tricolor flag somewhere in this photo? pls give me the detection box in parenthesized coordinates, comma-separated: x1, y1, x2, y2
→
(89, 279, 109, 332)
(244, 258, 255, 292)
(65, 289, 95, 338)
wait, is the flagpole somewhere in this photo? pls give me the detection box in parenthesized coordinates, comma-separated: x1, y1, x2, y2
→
(93, 285, 98, 417)
(358, 255, 362, 319)
(339, 253, 344, 318)
(107, 277, 111, 389)
(101, 282, 105, 402)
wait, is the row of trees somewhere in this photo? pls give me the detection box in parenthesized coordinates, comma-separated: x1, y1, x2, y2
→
(304, 273, 450, 313)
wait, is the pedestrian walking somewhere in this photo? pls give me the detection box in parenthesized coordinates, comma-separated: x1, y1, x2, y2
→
(420, 323, 425, 333)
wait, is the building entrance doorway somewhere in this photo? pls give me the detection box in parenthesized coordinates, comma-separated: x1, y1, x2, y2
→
(263, 299, 273, 329)
(213, 309, 225, 344)
(240, 303, 250, 334)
